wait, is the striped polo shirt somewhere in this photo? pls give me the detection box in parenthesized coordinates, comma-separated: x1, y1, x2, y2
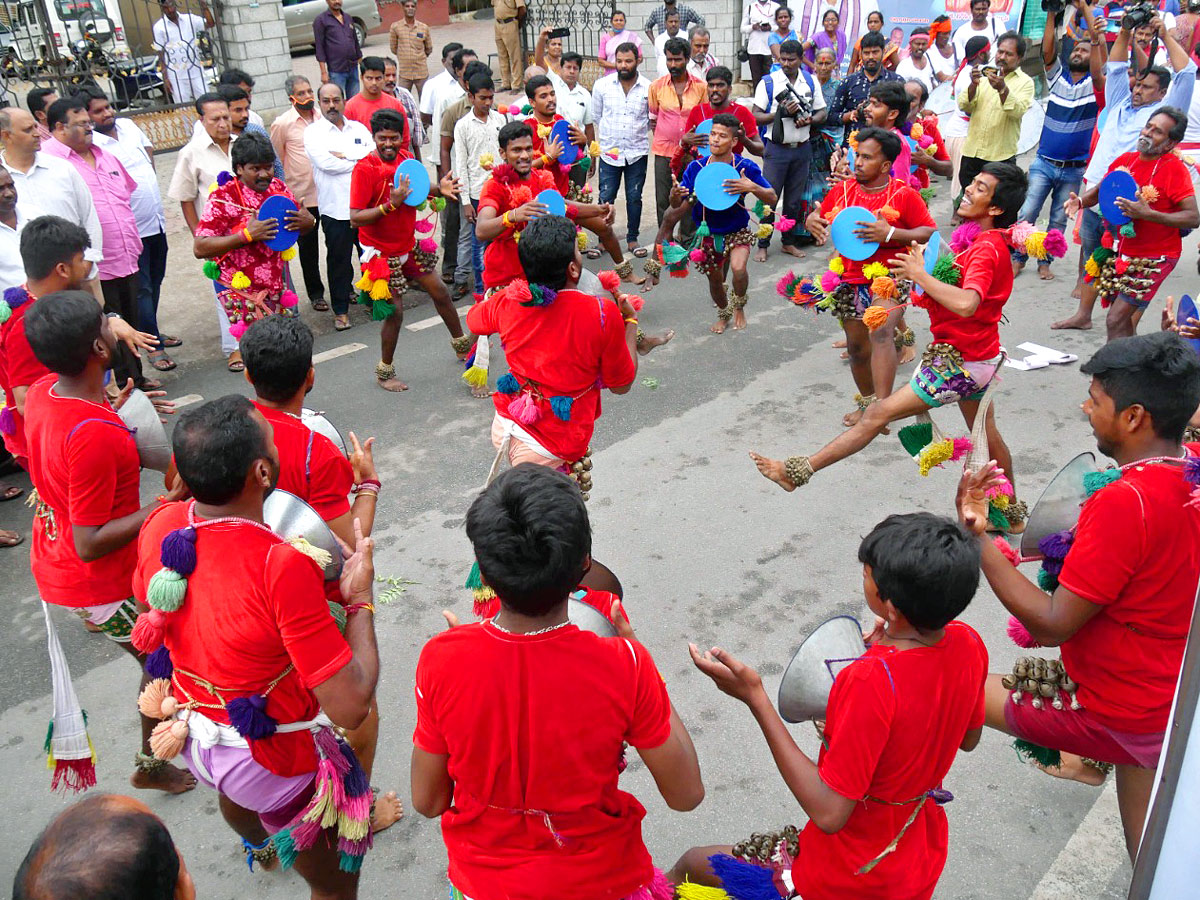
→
(1038, 60, 1097, 164)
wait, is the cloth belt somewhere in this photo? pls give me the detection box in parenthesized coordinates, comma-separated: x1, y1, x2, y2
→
(1039, 155, 1088, 169)
(181, 708, 333, 784)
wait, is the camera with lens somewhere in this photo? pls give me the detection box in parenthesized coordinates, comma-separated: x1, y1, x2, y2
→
(1122, 0, 1157, 30)
(1041, 0, 1066, 14)
(1188, 0, 1200, 14)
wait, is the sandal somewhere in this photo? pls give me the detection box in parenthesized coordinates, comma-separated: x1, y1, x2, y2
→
(139, 378, 163, 390)
(585, 247, 603, 260)
(310, 297, 330, 312)
(334, 315, 352, 331)
(227, 350, 244, 373)
(0, 483, 24, 502)
(160, 334, 183, 348)
(630, 245, 649, 258)
(0, 528, 23, 547)
(148, 351, 176, 371)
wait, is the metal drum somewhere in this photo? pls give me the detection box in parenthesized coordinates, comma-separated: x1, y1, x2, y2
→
(1019, 452, 1100, 562)
(116, 389, 171, 473)
(777, 615, 866, 723)
(567, 597, 618, 638)
(300, 408, 347, 457)
(263, 489, 344, 582)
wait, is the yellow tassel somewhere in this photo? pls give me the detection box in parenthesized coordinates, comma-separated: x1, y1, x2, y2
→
(756, 222, 773, 239)
(862, 261, 889, 280)
(479, 151, 494, 170)
(231, 271, 251, 290)
(337, 809, 371, 842)
(1084, 257, 1099, 277)
(588, 140, 600, 157)
(1024, 231, 1046, 260)
(354, 271, 373, 291)
(676, 883, 733, 900)
(472, 585, 496, 602)
(462, 365, 488, 388)
(829, 255, 844, 275)
(280, 245, 298, 261)
(369, 279, 391, 301)
(918, 439, 954, 476)
(538, 124, 551, 140)
(991, 492, 1010, 511)
(207, 181, 218, 194)
(576, 230, 588, 250)
(287, 536, 333, 571)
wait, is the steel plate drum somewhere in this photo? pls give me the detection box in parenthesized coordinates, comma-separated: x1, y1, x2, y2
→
(263, 489, 344, 581)
(568, 598, 618, 637)
(300, 408, 348, 457)
(1019, 452, 1099, 561)
(778, 615, 865, 723)
(116, 389, 171, 473)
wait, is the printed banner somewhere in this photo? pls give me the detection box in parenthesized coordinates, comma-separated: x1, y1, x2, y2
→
(789, 0, 1029, 53)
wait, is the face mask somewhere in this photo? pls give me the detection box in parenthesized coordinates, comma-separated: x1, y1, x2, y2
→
(293, 98, 316, 111)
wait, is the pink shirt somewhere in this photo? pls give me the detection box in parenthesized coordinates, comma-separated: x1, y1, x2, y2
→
(42, 137, 142, 279)
(599, 29, 643, 62)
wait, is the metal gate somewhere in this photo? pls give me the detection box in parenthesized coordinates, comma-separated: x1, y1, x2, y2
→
(0, 0, 227, 148)
(520, 0, 614, 89)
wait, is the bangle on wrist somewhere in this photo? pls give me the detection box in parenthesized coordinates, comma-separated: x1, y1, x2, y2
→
(502, 211, 514, 229)
(886, 226, 896, 243)
(242, 227, 253, 243)
(344, 602, 375, 616)
(624, 316, 638, 326)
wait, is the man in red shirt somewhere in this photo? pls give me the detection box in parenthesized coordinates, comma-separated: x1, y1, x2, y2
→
(753, 161, 1026, 501)
(22, 290, 192, 793)
(349, 108, 467, 392)
(903, 80, 952, 191)
(676, 512, 986, 900)
(412, 463, 703, 900)
(131, 394, 380, 885)
(958, 330, 1200, 861)
(1065, 107, 1199, 342)
(679, 66, 763, 168)
(343, 56, 409, 145)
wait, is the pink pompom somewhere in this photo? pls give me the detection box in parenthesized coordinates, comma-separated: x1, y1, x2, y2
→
(985, 474, 1014, 500)
(131, 608, 166, 653)
(1007, 614, 1042, 648)
(598, 270, 621, 293)
(1043, 229, 1068, 259)
(228, 321, 248, 340)
(418, 238, 438, 253)
(279, 290, 299, 309)
(917, 134, 934, 149)
(1009, 221, 1035, 248)
(507, 391, 541, 425)
(414, 218, 435, 233)
(949, 220, 982, 253)
(819, 270, 842, 292)
(776, 215, 796, 232)
(950, 436, 973, 461)
(688, 248, 705, 263)
(992, 535, 1020, 566)
(623, 293, 644, 312)
(508, 103, 522, 116)
(776, 273, 795, 297)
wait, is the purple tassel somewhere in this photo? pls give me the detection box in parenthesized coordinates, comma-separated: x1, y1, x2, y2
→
(216, 170, 233, 186)
(929, 788, 954, 804)
(1038, 529, 1074, 561)
(160, 526, 198, 575)
(226, 694, 278, 739)
(1185, 455, 1200, 487)
(0, 404, 14, 436)
(144, 646, 173, 678)
(340, 741, 370, 797)
(1041, 556, 1065, 576)
(3, 286, 29, 309)
(338, 834, 372, 856)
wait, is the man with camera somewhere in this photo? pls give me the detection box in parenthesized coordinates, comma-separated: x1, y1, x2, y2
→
(1054, 10, 1196, 331)
(957, 31, 1035, 196)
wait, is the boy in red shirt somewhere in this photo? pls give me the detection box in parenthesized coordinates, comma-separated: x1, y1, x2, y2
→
(675, 512, 986, 900)
(131, 394, 380, 884)
(343, 56, 409, 142)
(958, 331, 1200, 862)
(411, 463, 704, 900)
(1065, 107, 1199, 342)
(753, 161, 1025, 504)
(22, 290, 192, 793)
(349, 108, 469, 392)
(679, 66, 764, 166)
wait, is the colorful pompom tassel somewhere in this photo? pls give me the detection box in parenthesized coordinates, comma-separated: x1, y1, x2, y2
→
(1013, 738, 1061, 769)
(229, 321, 248, 340)
(676, 883, 733, 900)
(131, 608, 167, 653)
(819, 269, 841, 293)
(507, 391, 541, 425)
(231, 271, 251, 290)
(496, 373, 519, 394)
(1007, 615, 1041, 648)
(369, 279, 391, 301)
(148, 719, 189, 759)
(598, 270, 620, 294)
(202, 260, 220, 280)
(708, 854, 782, 900)
(1083, 468, 1121, 496)
(917, 438, 955, 476)
(931, 254, 961, 285)
(462, 335, 489, 387)
(828, 255, 844, 275)
(414, 218, 434, 233)
(137, 678, 176, 719)
(992, 535, 1019, 566)
(695, 222, 711, 239)
(549, 395, 573, 422)
(898, 421, 933, 457)
(776, 214, 796, 232)
(279, 290, 299, 309)
(370, 299, 392, 321)
(146, 568, 188, 612)
(226, 694, 278, 740)
(950, 437, 973, 461)
(689, 248, 706, 263)
(862, 261, 889, 280)
(144, 645, 173, 678)
(281, 245, 298, 262)
(862, 305, 890, 330)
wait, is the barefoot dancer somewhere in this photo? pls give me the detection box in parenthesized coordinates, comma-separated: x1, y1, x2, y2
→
(239, 315, 402, 837)
(130, 395, 380, 892)
(349, 108, 470, 393)
(807, 127, 936, 426)
(752, 162, 1026, 504)
(954, 331, 1200, 863)
(22, 290, 195, 795)
(652, 113, 776, 333)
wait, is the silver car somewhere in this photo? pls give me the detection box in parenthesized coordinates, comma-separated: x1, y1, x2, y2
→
(283, 0, 379, 52)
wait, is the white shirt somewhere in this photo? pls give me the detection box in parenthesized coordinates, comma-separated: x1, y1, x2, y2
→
(420, 69, 455, 116)
(430, 80, 466, 145)
(753, 68, 826, 145)
(453, 109, 507, 199)
(942, 67, 973, 139)
(741, 0, 780, 56)
(191, 109, 264, 142)
(548, 71, 594, 128)
(654, 29, 686, 77)
(1, 151, 103, 264)
(688, 53, 718, 80)
(930, 43, 957, 80)
(952, 15, 1006, 64)
(93, 118, 165, 238)
(591, 73, 652, 165)
(167, 129, 235, 216)
(152, 13, 209, 102)
(896, 54, 937, 97)
(0, 202, 43, 292)
(303, 116, 372, 220)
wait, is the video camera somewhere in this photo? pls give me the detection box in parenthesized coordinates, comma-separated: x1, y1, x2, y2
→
(1123, 0, 1158, 30)
(771, 81, 813, 142)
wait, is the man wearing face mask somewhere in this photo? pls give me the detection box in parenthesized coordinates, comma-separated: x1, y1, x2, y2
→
(827, 30, 903, 145)
(271, 76, 328, 316)
(649, 36, 707, 243)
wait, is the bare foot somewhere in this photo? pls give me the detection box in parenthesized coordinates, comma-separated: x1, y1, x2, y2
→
(1071, 283, 1082, 300)
(832, 339, 847, 349)
(711, 317, 729, 334)
(843, 407, 864, 427)
(1051, 313, 1093, 331)
(1038, 265, 1056, 281)
(1035, 752, 1109, 787)
(378, 377, 409, 392)
(642, 273, 660, 293)
(781, 245, 806, 259)
(638, 329, 674, 355)
(131, 763, 197, 794)
(732, 309, 747, 330)
(371, 790, 404, 833)
(840, 351, 849, 360)
(753, 247, 768, 263)
(1012, 259, 1024, 277)
(620, 269, 646, 286)
(899, 344, 916, 365)
(749, 451, 796, 492)
(471, 384, 494, 398)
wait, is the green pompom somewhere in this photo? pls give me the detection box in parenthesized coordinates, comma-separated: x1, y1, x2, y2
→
(417, 200, 428, 211)
(576, 155, 592, 173)
(147, 568, 187, 612)
(327, 600, 348, 634)
(931, 254, 961, 286)
(1083, 468, 1122, 497)
(465, 560, 483, 590)
(1036, 567, 1059, 592)
(695, 221, 711, 239)
(371, 299, 392, 321)
(356, 290, 371, 306)
(432, 196, 447, 211)
(898, 422, 933, 457)
(752, 198, 766, 218)
(1119, 222, 1136, 238)
(201, 259, 220, 280)
(988, 502, 1011, 532)
(0, 301, 10, 325)
(1092, 247, 1115, 266)
(273, 826, 299, 870)
(919, 186, 936, 206)
(1013, 738, 1062, 769)
(521, 104, 533, 115)
(660, 242, 689, 265)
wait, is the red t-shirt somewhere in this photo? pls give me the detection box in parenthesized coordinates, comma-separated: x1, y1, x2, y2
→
(24, 375, 142, 607)
(343, 92, 410, 145)
(910, 115, 949, 191)
(820, 178, 936, 282)
(0, 292, 51, 463)
(349, 151, 419, 256)
(476, 169, 559, 290)
(795, 622, 987, 900)
(466, 286, 636, 461)
(1108, 151, 1194, 259)
(253, 402, 352, 522)
(525, 114, 571, 195)
(1058, 452, 1200, 733)
(925, 230, 1011, 361)
(683, 103, 759, 155)
(413, 622, 672, 900)
(134, 502, 353, 777)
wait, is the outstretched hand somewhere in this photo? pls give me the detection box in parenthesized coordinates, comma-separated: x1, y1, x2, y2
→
(688, 643, 766, 706)
(348, 431, 378, 484)
(956, 461, 1007, 535)
(338, 517, 375, 604)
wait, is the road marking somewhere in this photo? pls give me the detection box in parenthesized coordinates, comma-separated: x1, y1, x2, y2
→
(313, 342, 367, 364)
(171, 394, 204, 409)
(1028, 781, 1126, 900)
(406, 303, 471, 332)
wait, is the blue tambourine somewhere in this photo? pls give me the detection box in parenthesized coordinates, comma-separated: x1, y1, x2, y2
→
(550, 119, 580, 165)
(257, 194, 300, 252)
(1177, 294, 1200, 355)
(1098, 169, 1138, 226)
(924, 231, 943, 274)
(694, 161, 742, 211)
(830, 205, 881, 261)
(535, 188, 567, 218)
(394, 157, 430, 207)
(695, 118, 714, 159)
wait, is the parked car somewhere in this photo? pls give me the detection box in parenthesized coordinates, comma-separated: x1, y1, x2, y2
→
(283, 0, 379, 53)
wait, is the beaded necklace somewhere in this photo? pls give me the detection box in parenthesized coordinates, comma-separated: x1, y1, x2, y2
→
(488, 617, 573, 636)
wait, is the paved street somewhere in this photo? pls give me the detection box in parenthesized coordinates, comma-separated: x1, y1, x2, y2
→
(0, 25, 1172, 900)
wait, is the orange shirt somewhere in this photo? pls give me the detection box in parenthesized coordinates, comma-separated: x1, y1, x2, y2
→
(647, 73, 707, 157)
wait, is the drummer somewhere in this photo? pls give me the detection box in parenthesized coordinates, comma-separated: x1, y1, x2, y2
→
(955, 331, 1200, 862)
(237, 314, 403, 835)
(193, 132, 316, 372)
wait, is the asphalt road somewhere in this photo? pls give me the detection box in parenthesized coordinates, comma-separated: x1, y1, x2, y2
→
(0, 158, 1169, 897)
